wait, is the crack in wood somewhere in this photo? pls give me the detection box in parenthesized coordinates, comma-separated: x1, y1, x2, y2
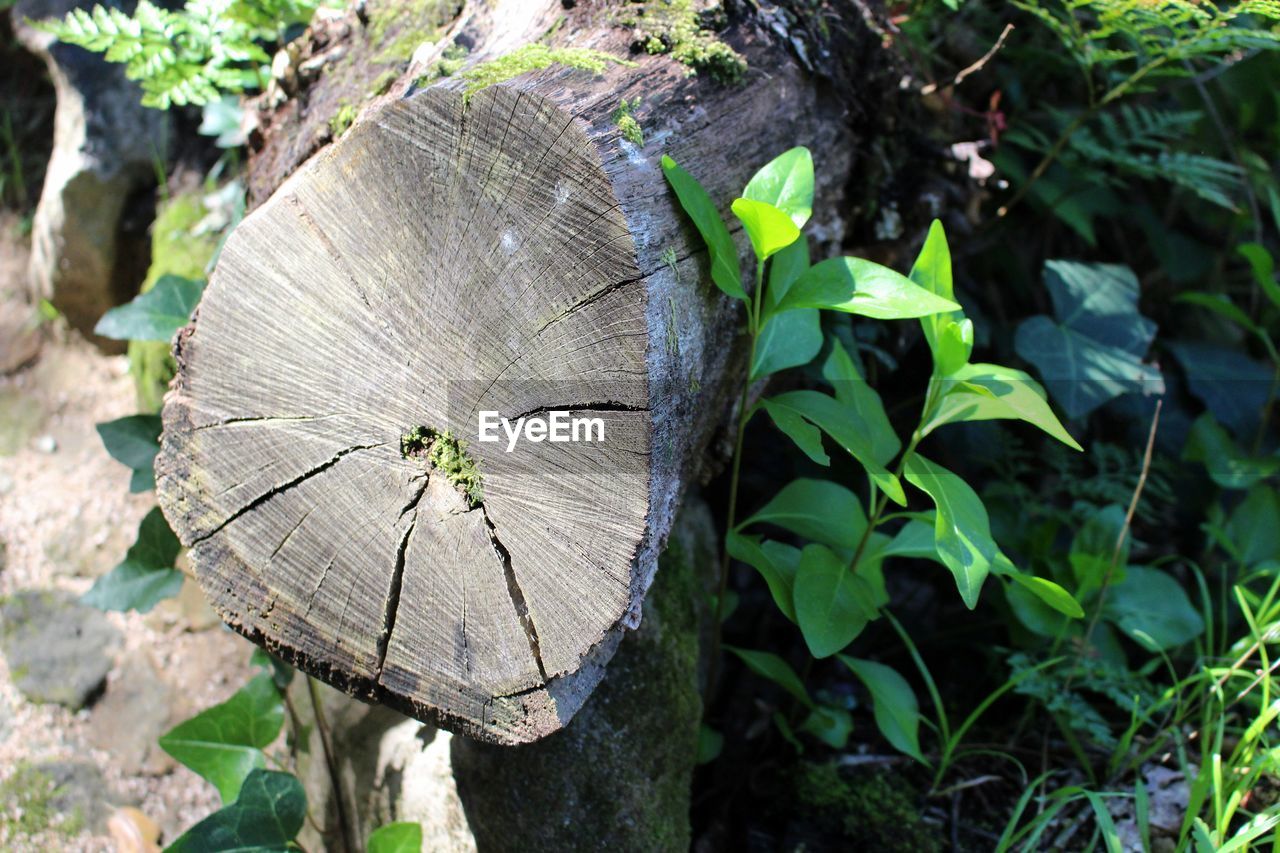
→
(505, 400, 649, 423)
(189, 443, 384, 546)
(375, 475, 430, 677)
(479, 507, 548, 682)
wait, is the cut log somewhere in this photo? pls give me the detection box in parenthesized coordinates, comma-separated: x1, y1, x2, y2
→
(156, 0, 856, 744)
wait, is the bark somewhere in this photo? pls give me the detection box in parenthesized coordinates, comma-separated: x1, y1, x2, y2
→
(156, 0, 864, 744)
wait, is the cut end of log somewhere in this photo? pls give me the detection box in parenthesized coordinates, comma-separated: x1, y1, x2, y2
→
(157, 83, 655, 744)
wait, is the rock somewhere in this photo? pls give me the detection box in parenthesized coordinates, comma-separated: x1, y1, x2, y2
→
(0, 589, 120, 708)
(0, 301, 42, 374)
(0, 388, 44, 456)
(0, 691, 12, 744)
(0, 761, 115, 837)
(87, 654, 175, 774)
(289, 497, 717, 853)
(12, 0, 165, 343)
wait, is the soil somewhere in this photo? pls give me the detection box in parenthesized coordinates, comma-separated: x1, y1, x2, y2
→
(0, 223, 256, 851)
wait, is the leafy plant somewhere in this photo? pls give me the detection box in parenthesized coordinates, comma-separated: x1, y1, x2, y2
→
(95, 274, 206, 342)
(82, 508, 185, 614)
(664, 148, 1083, 761)
(37, 0, 322, 109)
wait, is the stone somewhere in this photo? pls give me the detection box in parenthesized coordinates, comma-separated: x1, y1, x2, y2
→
(87, 654, 175, 774)
(12, 0, 166, 343)
(0, 761, 115, 838)
(0, 589, 120, 709)
(0, 301, 42, 374)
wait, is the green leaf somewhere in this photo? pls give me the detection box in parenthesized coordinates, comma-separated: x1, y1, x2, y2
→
(165, 769, 305, 853)
(878, 519, 941, 562)
(660, 155, 745, 301)
(726, 532, 799, 622)
(97, 414, 163, 493)
(1101, 566, 1205, 652)
(820, 339, 899, 465)
(1168, 341, 1271, 438)
(696, 724, 724, 764)
(799, 705, 852, 749)
(95, 274, 205, 341)
(776, 256, 961, 319)
(909, 220, 968, 373)
(793, 544, 878, 658)
(731, 197, 801, 261)
(1069, 505, 1126, 596)
(838, 656, 924, 762)
(737, 478, 867, 551)
(759, 391, 905, 505)
(753, 239, 821, 378)
(1005, 573, 1084, 619)
(1014, 261, 1162, 418)
(1225, 485, 1280, 567)
(1239, 242, 1280, 310)
(742, 146, 814, 227)
(925, 363, 1081, 450)
(368, 822, 423, 853)
(249, 649, 295, 691)
(904, 454, 1007, 608)
(725, 646, 812, 707)
(1184, 412, 1280, 490)
(159, 673, 285, 803)
(82, 507, 184, 613)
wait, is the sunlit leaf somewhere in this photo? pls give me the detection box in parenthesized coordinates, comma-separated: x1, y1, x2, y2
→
(661, 155, 745, 301)
(368, 822, 423, 853)
(743, 146, 814, 227)
(1102, 566, 1204, 651)
(794, 544, 878, 658)
(925, 363, 1081, 450)
(737, 478, 867, 551)
(753, 238, 821, 378)
(777, 256, 960, 319)
(731, 197, 801, 261)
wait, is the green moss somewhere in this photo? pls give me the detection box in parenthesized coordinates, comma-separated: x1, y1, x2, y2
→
(401, 426, 483, 506)
(622, 0, 746, 83)
(460, 44, 635, 103)
(789, 761, 942, 851)
(413, 42, 469, 88)
(0, 763, 82, 840)
(613, 97, 643, 145)
(129, 192, 221, 413)
(329, 102, 358, 138)
(368, 0, 464, 65)
(367, 70, 398, 97)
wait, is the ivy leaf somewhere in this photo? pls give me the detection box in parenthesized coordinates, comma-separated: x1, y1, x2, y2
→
(1014, 261, 1163, 418)
(1239, 243, 1280, 310)
(794, 544, 878, 658)
(776, 256, 961, 319)
(82, 507, 184, 613)
(1169, 341, 1272, 439)
(725, 646, 812, 707)
(368, 822, 424, 853)
(95, 274, 205, 341)
(904, 455, 1008, 608)
(726, 532, 800, 622)
(737, 478, 867, 551)
(753, 238, 821, 378)
(165, 769, 305, 852)
(661, 155, 745, 301)
(1225, 485, 1280, 567)
(731, 197, 801, 261)
(1101, 567, 1204, 652)
(759, 391, 905, 505)
(925, 363, 1081, 450)
(838, 656, 924, 762)
(742, 146, 814, 227)
(159, 673, 285, 803)
(97, 414, 163, 492)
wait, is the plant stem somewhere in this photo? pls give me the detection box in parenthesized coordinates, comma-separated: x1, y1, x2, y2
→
(706, 261, 765, 699)
(305, 676, 357, 853)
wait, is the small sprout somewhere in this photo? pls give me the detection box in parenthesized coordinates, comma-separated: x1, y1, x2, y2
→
(329, 103, 358, 138)
(613, 97, 643, 145)
(401, 426, 483, 507)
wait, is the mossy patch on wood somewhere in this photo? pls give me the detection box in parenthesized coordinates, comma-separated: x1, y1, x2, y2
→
(367, 0, 464, 65)
(613, 97, 643, 145)
(401, 426, 483, 506)
(329, 102, 358, 138)
(460, 44, 635, 103)
(622, 0, 746, 83)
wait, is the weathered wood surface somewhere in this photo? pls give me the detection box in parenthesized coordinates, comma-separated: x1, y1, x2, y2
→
(157, 0, 856, 743)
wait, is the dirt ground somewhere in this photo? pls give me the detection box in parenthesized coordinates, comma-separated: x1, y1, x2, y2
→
(0, 224, 256, 851)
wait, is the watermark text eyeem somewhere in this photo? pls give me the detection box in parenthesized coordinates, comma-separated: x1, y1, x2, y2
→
(477, 411, 605, 452)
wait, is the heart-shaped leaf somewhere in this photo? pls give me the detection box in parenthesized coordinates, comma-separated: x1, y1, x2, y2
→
(165, 769, 305, 852)
(96, 274, 206, 341)
(82, 507, 184, 613)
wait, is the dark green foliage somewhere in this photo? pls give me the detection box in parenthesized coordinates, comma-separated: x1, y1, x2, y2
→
(165, 769, 305, 852)
(81, 508, 184, 614)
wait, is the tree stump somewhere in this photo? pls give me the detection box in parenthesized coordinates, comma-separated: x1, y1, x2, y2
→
(157, 0, 857, 744)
